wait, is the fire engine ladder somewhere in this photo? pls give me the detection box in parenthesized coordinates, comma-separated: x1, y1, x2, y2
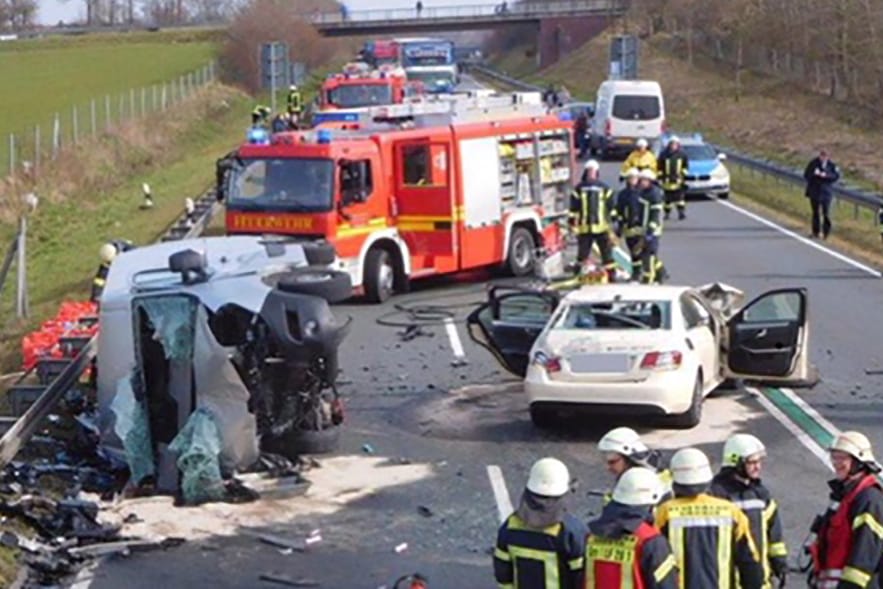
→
(363, 91, 549, 125)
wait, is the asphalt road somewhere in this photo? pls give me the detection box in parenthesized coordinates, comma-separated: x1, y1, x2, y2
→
(77, 100, 883, 588)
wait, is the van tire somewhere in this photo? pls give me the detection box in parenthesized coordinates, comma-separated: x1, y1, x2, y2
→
(364, 248, 396, 303)
(507, 227, 536, 277)
(262, 425, 341, 457)
(302, 241, 336, 266)
(278, 268, 352, 303)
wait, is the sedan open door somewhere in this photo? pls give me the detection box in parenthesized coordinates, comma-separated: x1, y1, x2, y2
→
(466, 287, 560, 377)
(724, 288, 813, 383)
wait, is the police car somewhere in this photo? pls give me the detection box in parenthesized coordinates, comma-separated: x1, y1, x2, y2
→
(659, 133, 730, 199)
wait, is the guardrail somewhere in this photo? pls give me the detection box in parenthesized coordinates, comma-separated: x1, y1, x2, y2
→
(471, 64, 883, 220)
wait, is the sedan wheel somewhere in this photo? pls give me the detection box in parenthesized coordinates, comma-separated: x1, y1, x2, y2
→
(668, 373, 703, 429)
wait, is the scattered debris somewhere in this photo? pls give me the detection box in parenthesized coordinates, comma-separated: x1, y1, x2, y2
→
(255, 533, 307, 552)
(865, 368, 883, 375)
(416, 505, 433, 518)
(394, 542, 408, 553)
(362, 444, 375, 455)
(259, 573, 320, 587)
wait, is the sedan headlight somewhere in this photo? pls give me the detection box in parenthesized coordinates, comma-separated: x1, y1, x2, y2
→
(711, 164, 730, 183)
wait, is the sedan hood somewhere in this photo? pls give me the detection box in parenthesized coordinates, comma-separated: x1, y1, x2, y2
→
(696, 282, 745, 318)
(543, 329, 680, 356)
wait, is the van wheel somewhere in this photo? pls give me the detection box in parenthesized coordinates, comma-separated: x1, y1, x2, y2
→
(507, 227, 536, 277)
(302, 241, 336, 265)
(364, 248, 395, 303)
(277, 268, 352, 303)
(262, 425, 341, 458)
(667, 373, 703, 429)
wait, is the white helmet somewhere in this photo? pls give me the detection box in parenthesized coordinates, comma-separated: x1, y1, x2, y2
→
(638, 169, 657, 181)
(599, 427, 648, 457)
(289, 84, 298, 91)
(670, 448, 713, 486)
(636, 138, 648, 149)
(584, 159, 600, 171)
(526, 457, 571, 497)
(722, 434, 766, 467)
(624, 167, 640, 178)
(612, 467, 662, 506)
(99, 242, 118, 264)
(668, 135, 681, 145)
(829, 431, 881, 472)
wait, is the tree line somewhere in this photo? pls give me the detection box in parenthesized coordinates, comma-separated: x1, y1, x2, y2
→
(627, 0, 883, 114)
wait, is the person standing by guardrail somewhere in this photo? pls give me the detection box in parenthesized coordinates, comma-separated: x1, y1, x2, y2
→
(803, 149, 840, 240)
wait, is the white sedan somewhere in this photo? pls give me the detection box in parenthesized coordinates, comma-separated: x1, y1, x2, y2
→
(467, 283, 814, 429)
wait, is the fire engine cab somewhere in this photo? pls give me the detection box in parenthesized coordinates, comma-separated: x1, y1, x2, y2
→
(224, 92, 576, 302)
(317, 63, 424, 115)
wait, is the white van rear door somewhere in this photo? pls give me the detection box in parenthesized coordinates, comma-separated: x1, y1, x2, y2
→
(609, 93, 663, 139)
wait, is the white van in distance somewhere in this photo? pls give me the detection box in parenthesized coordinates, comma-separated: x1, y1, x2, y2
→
(589, 80, 666, 158)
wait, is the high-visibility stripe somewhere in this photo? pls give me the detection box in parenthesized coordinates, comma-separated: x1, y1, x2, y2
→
(670, 524, 685, 589)
(853, 512, 883, 539)
(508, 545, 560, 589)
(337, 218, 387, 238)
(567, 556, 584, 571)
(92, 277, 106, 286)
(768, 541, 787, 557)
(669, 516, 734, 528)
(715, 524, 730, 589)
(654, 553, 677, 583)
(498, 584, 515, 589)
(586, 534, 637, 589)
(731, 499, 767, 511)
(842, 566, 872, 586)
(495, 547, 511, 562)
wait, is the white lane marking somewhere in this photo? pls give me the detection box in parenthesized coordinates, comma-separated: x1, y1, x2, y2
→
(487, 465, 514, 523)
(444, 317, 466, 359)
(780, 386, 841, 436)
(717, 199, 882, 278)
(746, 387, 833, 471)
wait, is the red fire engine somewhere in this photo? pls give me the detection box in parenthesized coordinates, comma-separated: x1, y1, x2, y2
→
(318, 63, 423, 114)
(225, 92, 575, 302)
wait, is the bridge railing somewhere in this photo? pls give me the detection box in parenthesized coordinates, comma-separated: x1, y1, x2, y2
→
(310, 0, 625, 25)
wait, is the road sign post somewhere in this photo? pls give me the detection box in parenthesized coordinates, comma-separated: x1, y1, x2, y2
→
(260, 42, 291, 114)
(609, 35, 639, 80)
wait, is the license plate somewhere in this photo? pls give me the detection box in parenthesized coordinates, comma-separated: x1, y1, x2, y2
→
(567, 353, 631, 373)
(614, 138, 633, 145)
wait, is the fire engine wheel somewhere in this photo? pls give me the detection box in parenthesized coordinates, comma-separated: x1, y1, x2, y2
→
(364, 248, 396, 303)
(262, 424, 341, 458)
(277, 268, 352, 303)
(507, 227, 536, 277)
(302, 241, 336, 266)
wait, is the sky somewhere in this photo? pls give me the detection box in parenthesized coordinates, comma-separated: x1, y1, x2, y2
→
(36, 0, 476, 25)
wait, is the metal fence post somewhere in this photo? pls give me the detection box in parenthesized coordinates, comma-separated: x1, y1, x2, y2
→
(130, 88, 135, 118)
(141, 87, 146, 116)
(8, 133, 14, 176)
(34, 125, 40, 172)
(105, 95, 111, 129)
(119, 93, 125, 122)
(161, 84, 167, 110)
(52, 113, 60, 159)
(16, 215, 28, 318)
(91, 98, 97, 138)
(152, 85, 157, 111)
(72, 105, 79, 145)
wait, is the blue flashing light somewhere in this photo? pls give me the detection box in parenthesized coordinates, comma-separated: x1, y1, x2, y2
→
(247, 127, 270, 145)
(317, 129, 333, 144)
(557, 111, 573, 121)
(313, 111, 360, 123)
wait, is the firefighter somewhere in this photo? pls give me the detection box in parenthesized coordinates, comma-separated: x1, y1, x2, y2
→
(494, 457, 588, 589)
(90, 240, 134, 303)
(271, 111, 291, 133)
(569, 159, 617, 282)
(599, 427, 673, 505)
(657, 135, 689, 221)
(635, 169, 668, 284)
(251, 104, 271, 128)
(613, 168, 642, 279)
(711, 434, 788, 589)
(585, 467, 679, 589)
(807, 431, 883, 589)
(621, 138, 657, 177)
(656, 448, 764, 589)
(287, 85, 303, 124)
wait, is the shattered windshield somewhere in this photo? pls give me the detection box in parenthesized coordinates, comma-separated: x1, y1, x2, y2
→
(556, 300, 672, 330)
(327, 84, 394, 108)
(228, 158, 334, 212)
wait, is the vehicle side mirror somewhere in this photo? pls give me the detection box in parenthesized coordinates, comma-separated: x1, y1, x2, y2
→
(717, 153, 727, 161)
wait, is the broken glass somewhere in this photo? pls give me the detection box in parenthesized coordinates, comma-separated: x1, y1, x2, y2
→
(136, 297, 198, 362)
(109, 376, 155, 485)
(168, 408, 224, 505)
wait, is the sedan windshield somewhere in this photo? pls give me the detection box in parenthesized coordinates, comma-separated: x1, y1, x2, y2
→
(227, 158, 334, 213)
(406, 70, 454, 89)
(682, 144, 718, 161)
(556, 300, 672, 330)
(327, 84, 394, 108)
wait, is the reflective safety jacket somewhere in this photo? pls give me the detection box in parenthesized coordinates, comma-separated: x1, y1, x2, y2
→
(711, 469, 787, 589)
(656, 493, 764, 589)
(621, 150, 658, 175)
(90, 262, 110, 303)
(570, 179, 615, 235)
(287, 90, 302, 114)
(495, 511, 588, 589)
(586, 501, 679, 589)
(810, 473, 883, 589)
(615, 186, 664, 238)
(657, 148, 689, 191)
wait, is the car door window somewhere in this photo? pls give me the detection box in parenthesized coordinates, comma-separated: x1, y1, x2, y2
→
(742, 292, 801, 322)
(680, 296, 704, 329)
(497, 294, 556, 325)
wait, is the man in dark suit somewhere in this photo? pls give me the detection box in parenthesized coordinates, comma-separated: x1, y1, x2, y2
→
(803, 148, 841, 239)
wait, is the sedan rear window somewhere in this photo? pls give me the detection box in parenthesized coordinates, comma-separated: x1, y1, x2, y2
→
(556, 300, 672, 330)
(612, 95, 661, 120)
(682, 144, 718, 160)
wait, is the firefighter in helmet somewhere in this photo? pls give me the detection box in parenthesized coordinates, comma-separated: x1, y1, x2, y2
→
(585, 467, 679, 589)
(91, 240, 134, 303)
(807, 431, 883, 588)
(621, 138, 658, 177)
(287, 84, 303, 122)
(657, 135, 689, 221)
(599, 427, 673, 506)
(569, 159, 617, 282)
(711, 434, 788, 589)
(494, 457, 588, 589)
(251, 104, 271, 128)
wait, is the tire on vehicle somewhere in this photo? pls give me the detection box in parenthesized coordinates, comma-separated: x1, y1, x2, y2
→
(667, 372, 703, 429)
(261, 425, 341, 457)
(718, 192, 730, 200)
(302, 241, 336, 266)
(277, 268, 352, 303)
(530, 404, 556, 429)
(507, 226, 536, 277)
(364, 247, 397, 303)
